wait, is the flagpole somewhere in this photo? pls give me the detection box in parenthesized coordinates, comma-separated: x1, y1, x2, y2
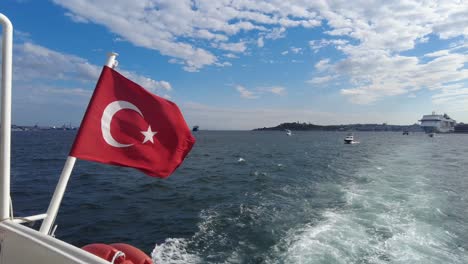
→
(39, 52, 119, 235)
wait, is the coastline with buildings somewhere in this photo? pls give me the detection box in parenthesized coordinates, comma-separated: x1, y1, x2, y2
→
(9, 113, 468, 133)
(253, 122, 424, 132)
(455, 123, 468, 133)
(255, 112, 468, 133)
(11, 123, 78, 131)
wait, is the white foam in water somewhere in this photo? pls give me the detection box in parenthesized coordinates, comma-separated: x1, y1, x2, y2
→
(152, 238, 201, 264)
(272, 199, 462, 263)
(268, 145, 468, 264)
(152, 139, 468, 263)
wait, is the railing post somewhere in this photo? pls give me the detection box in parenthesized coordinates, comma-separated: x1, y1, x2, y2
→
(0, 13, 13, 220)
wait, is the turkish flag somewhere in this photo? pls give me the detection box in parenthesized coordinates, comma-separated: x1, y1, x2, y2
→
(70, 66, 195, 178)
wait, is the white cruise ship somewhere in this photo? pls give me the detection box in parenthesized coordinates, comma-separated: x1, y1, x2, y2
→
(419, 112, 456, 133)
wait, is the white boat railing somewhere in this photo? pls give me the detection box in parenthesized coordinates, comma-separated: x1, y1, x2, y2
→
(0, 13, 13, 221)
(1, 12, 48, 225)
(1, 13, 119, 233)
(0, 13, 139, 264)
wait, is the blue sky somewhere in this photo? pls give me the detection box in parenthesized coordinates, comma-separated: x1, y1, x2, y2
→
(2, 0, 468, 129)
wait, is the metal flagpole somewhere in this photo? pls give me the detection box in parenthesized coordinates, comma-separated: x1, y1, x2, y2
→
(0, 13, 13, 221)
(39, 52, 118, 235)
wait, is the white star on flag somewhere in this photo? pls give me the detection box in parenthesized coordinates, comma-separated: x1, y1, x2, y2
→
(141, 125, 157, 143)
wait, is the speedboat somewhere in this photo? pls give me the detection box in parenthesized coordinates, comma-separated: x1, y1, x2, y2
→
(344, 134, 354, 144)
(344, 134, 359, 144)
(285, 129, 292, 136)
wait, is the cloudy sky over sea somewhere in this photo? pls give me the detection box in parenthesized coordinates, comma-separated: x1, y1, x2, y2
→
(2, 0, 468, 129)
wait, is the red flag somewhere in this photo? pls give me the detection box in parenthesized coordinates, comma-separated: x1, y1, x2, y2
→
(70, 66, 195, 178)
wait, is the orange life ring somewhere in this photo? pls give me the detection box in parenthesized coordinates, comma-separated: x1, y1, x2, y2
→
(82, 243, 153, 264)
(111, 243, 153, 264)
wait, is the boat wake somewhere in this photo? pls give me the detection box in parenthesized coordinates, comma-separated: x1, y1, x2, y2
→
(152, 238, 200, 264)
(265, 143, 467, 264)
(151, 135, 468, 264)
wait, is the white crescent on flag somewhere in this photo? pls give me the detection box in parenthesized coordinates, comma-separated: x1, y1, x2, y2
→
(101, 100, 143, 148)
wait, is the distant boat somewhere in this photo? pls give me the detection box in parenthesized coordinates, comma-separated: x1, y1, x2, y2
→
(402, 131, 409, 135)
(419, 111, 456, 133)
(428, 132, 435, 138)
(192, 125, 199, 132)
(344, 134, 359, 144)
(285, 129, 292, 136)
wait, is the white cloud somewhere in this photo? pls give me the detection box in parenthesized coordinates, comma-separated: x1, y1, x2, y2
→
(265, 86, 286, 95)
(265, 27, 286, 40)
(64, 12, 89, 23)
(168, 58, 181, 64)
(14, 42, 100, 83)
(14, 42, 172, 96)
(52, 0, 468, 107)
(215, 42, 247, 53)
(235, 85, 258, 99)
(335, 51, 468, 104)
(121, 74, 172, 93)
(307, 75, 335, 85)
(424, 50, 450, 58)
(236, 85, 287, 98)
(257, 37, 264, 48)
(14, 30, 32, 42)
(431, 85, 468, 114)
(433, 10, 468, 39)
(290, 47, 302, 54)
(215, 61, 232, 67)
(309, 39, 348, 52)
(340, 87, 379, 105)
(196, 29, 228, 42)
(224, 53, 239, 59)
(11, 41, 176, 125)
(43, 87, 92, 98)
(432, 88, 468, 104)
(314, 59, 331, 71)
(53, 0, 323, 71)
(282, 47, 302, 56)
(303, 1, 468, 104)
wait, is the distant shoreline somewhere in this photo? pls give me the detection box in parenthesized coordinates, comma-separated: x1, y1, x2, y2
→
(253, 122, 423, 132)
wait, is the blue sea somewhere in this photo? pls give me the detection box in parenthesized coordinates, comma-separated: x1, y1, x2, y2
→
(10, 130, 468, 263)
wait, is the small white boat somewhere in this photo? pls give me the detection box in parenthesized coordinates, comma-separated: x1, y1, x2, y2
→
(344, 134, 359, 144)
(285, 129, 292, 136)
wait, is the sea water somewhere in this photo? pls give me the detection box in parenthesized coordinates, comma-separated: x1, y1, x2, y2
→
(10, 131, 468, 263)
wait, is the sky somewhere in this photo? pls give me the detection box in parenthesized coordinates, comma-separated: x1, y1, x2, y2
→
(1, 0, 468, 130)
